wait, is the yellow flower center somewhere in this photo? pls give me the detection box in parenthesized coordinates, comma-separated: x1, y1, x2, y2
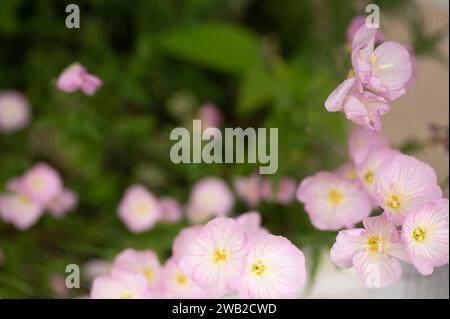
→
(251, 260, 266, 276)
(367, 235, 382, 254)
(385, 195, 401, 209)
(412, 227, 427, 243)
(364, 170, 375, 185)
(120, 291, 133, 299)
(30, 176, 44, 189)
(143, 267, 153, 282)
(176, 272, 188, 286)
(212, 249, 228, 264)
(134, 201, 148, 215)
(328, 189, 343, 205)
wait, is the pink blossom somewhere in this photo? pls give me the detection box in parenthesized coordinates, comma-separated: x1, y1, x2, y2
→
(17, 163, 63, 206)
(178, 217, 247, 297)
(117, 185, 162, 233)
(402, 199, 449, 276)
(56, 63, 102, 96)
(347, 16, 385, 45)
(238, 235, 306, 299)
(111, 248, 161, 288)
(351, 25, 413, 101)
(330, 215, 409, 288)
(159, 196, 183, 222)
(158, 257, 210, 298)
(259, 179, 273, 201)
(47, 188, 78, 218)
(172, 225, 202, 263)
(0, 192, 43, 230)
(375, 154, 442, 225)
(186, 177, 234, 224)
(335, 162, 358, 180)
(235, 211, 269, 245)
(0, 91, 31, 133)
(84, 259, 112, 281)
(275, 177, 297, 205)
(348, 127, 389, 165)
(90, 270, 153, 299)
(198, 103, 222, 129)
(234, 175, 260, 208)
(297, 172, 372, 230)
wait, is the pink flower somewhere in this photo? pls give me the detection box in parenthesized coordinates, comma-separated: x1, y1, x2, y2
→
(0, 192, 43, 230)
(56, 63, 102, 96)
(47, 188, 78, 218)
(117, 185, 162, 233)
(111, 248, 162, 288)
(259, 179, 273, 201)
(234, 175, 260, 208)
(172, 225, 202, 263)
(235, 211, 269, 245)
(0, 91, 31, 133)
(297, 172, 372, 230)
(375, 154, 442, 225)
(186, 177, 234, 223)
(159, 196, 183, 222)
(347, 16, 385, 45)
(351, 25, 413, 101)
(237, 235, 306, 299)
(330, 215, 409, 288)
(335, 162, 358, 180)
(348, 127, 389, 165)
(198, 103, 222, 129)
(158, 257, 210, 298)
(355, 146, 400, 204)
(402, 199, 449, 275)
(84, 259, 112, 281)
(275, 177, 297, 205)
(91, 270, 153, 299)
(18, 163, 63, 206)
(178, 217, 247, 297)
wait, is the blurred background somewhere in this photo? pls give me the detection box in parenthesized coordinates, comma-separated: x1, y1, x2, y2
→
(0, 0, 448, 298)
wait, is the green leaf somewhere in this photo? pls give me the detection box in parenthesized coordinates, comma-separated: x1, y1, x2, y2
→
(158, 23, 261, 75)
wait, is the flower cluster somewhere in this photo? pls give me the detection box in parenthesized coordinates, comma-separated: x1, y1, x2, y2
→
(56, 63, 102, 96)
(0, 91, 31, 133)
(0, 163, 78, 230)
(325, 20, 414, 133)
(91, 212, 307, 299)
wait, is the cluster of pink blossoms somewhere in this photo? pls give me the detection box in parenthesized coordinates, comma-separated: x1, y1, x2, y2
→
(0, 163, 78, 230)
(325, 17, 415, 133)
(56, 63, 102, 96)
(91, 212, 306, 299)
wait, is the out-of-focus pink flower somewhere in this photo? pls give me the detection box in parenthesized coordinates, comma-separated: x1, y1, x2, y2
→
(0, 192, 43, 230)
(186, 177, 234, 224)
(0, 91, 31, 133)
(56, 63, 102, 96)
(238, 235, 306, 299)
(346, 16, 385, 45)
(198, 103, 222, 129)
(158, 257, 210, 298)
(179, 217, 247, 297)
(402, 198, 449, 276)
(330, 215, 409, 288)
(159, 196, 183, 223)
(355, 146, 400, 204)
(50, 274, 69, 298)
(259, 179, 273, 201)
(375, 154, 442, 225)
(111, 248, 162, 288)
(47, 188, 78, 218)
(172, 225, 202, 263)
(351, 25, 413, 101)
(91, 270, 153, 299)
(348, 127, 389, 165)
(335, 162, 358, 180)
(235, 211, 269, 245)
(117, 185, 162, 233)
(84, 259, 112, 281)
(234, 175, 260, 208)
(297, 172, 372, 230)
(276, 177, 297, 205)
(18, 163, 63, 206)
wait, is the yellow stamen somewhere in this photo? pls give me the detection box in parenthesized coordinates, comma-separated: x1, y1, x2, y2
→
(251, 260, 266, 276)
(412, 227, 427, 243)
(364, 170, 375, 185)
(385, 195, 401, 209)
(328, 189, 344, 205)
(120, 291, 133, 299)
(212, 249, 227, 264)
(367, 235, 382, 253)
(176, 272, 188, 286)
(143, 267, 153, 282)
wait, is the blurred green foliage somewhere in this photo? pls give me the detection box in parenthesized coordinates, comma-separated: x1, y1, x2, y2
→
(0, 0, 442, 298)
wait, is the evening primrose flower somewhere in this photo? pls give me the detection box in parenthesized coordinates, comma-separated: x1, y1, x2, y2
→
(186, 177, 234, 223)
(236, 211, 269, 245)
(158, 257, 210, 299)
(402, 199, 449, 276)
(275, 177, 297, 205)
(159, 196, 183, 222)
(234, 175, 261, 208)
(0, 192, 43, 230)
(375, 154, 442, 225)
(171, 225, 202, 263)
(346, 15, 385, 45)
(47, 188, 78, 218)
(112, 248, 161, 288)
(330, 215, 409, 288)
(237, 235, 306, 299)
(0, 91, 31, 133)
(178, 217, 247, 297)
(90, 270, 153, 299)
(348, 127, 389, 165)
(117, 185, 162, 233)
(297, 172, 372, 230)
(56, 63, 102, 96)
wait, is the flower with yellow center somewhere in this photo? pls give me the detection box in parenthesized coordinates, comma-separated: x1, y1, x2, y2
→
(364, 170, 374, 185)
(412, 227, 427, 243)
(251, 260, 266, 276)
(212, 248, 228, 264)
(385, 195, 401, 209)
(328, 189, 344, 205)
